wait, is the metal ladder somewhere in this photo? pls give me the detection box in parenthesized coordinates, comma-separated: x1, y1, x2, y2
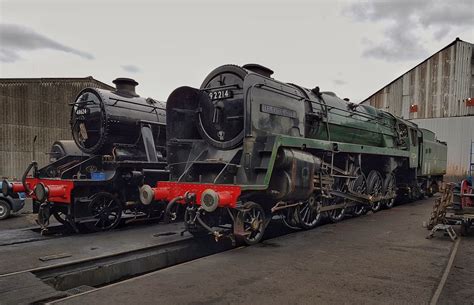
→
(426, 184, 457, 241)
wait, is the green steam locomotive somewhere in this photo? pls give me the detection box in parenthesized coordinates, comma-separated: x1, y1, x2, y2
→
(142, 64, 447, 245)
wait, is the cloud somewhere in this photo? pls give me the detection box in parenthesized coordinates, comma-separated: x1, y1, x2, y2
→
(0, 48, 20, 63)
(362, 22, 429, 61)
(333, 79, 346, 86)
(121, 64, 141, 73)
(0, 23, 94, 63)
(344, 0, 474, 61)
(418, 0, 474, 28)
(433, 27, 451, 41)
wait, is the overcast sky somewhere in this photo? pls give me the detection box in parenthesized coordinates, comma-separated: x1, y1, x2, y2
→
(0, 0, 473, 102)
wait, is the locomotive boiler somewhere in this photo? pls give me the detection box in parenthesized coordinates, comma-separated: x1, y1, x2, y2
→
(48, 140, 85, 163)
(71, 78, 165, 159)
(141, 64, 447, 245)
(3, 78, 168, 232)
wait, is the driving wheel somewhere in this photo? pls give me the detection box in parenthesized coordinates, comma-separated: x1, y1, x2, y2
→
(367, 170, 383, 213)
(296, 194, 323, 229)
(84, 192, 122, 232)
(235, 202, 266, 245)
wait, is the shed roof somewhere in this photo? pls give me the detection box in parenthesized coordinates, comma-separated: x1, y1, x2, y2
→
(0, 76, 113, 90)
(360, 37, 473, 104)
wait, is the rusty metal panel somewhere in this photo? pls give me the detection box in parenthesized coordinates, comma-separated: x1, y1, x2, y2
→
(412, 64, 421, 119)
(411, 116, 474, 181)
(362, 40, 473, 119)
(435, 52, 442, 117)
(419, 60, 427, 119)
(0, 78, 113, 179)
(440, 46, 451, 117)
(392, 78, 403, 117)
(457, 41, 474, 116)
(429, 54, 437, 118)
(402, 96, 410, 119)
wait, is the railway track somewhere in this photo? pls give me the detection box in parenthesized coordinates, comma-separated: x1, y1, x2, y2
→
(0, 212, 165, 247)
(0, 198, 430, 305)
(0, 222, 236, 304)
(42, 198, 463, 305)
(0, 213, 294, 305)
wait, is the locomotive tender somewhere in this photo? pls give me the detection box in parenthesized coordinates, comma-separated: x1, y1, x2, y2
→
(141, 64, 447, 244)
(3, 78, 168, 232)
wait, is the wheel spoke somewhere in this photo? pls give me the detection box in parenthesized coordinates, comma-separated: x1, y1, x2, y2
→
(305, 208, 312, 223)
(236, 203, 266, 244)
(302, 206, 310, 221)
(106, 199, 115, 208)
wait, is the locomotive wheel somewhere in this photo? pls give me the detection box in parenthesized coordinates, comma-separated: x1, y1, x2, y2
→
(281, 207, 300, 230)
(328, 178, 346, 223)
(327, 205, 345, 222)
(350, 173, 368, 216)
(352, 204, 367, 216)
(85, 192, 122, 232)
(382, 174, 396, 209)
(296, 195, 322, 229)
(367, 170, 383, 213)
(235, 202, 266, 245)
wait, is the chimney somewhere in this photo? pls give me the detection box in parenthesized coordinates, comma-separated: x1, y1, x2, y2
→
(243, 64, 274, 78)
(113, 78, 139, 97)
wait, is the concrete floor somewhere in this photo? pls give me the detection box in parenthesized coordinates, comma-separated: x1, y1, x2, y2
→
(50, 197, 472, 305)
(438, 236, 474, 305)
(0, 221, 188, 275)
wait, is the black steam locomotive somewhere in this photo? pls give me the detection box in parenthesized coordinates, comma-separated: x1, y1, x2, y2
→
(141, 64, 447, 245)
(3, 78, 168, 232)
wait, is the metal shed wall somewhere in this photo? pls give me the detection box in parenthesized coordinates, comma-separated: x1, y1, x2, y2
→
(363, 39, 474, 119)
(411, 116, 474, 181)
(0, 78, 113, 179)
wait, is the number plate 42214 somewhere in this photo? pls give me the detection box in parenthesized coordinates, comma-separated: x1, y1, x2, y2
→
(209, 89, 233, 100)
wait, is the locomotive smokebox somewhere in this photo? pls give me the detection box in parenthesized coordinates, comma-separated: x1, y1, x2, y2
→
(113, 78, 139, 97)
(70, 81, 166, 156)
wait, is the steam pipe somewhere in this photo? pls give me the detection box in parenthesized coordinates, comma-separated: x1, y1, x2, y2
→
(22, 161, 37, 195)
(164, 196, 184, 223)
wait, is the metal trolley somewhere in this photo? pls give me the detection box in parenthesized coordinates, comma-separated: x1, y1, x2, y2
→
(445, 178, 474, 236)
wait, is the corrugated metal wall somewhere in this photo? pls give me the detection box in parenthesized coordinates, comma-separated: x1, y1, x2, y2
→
(412, 116, 474, 181)
(364, 40, 474, 119)
(0, 78, 112, 179)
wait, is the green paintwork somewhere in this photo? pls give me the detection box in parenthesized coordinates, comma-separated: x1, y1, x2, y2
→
(309, 94, 398, 148)
(419, 129, 447, 176)
(240, 134, 412, 191)
(239, 74, 441, 191)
